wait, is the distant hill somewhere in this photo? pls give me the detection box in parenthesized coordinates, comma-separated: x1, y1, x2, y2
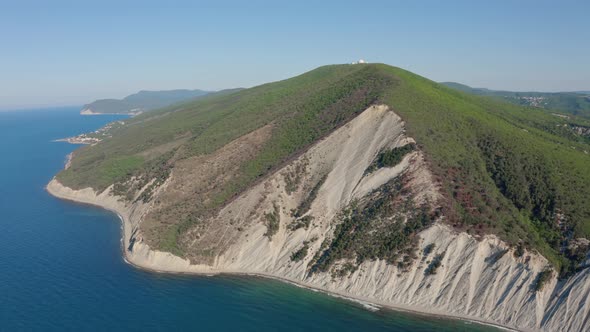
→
(81, 89, 212, 115)
(441, 82, 590, 118)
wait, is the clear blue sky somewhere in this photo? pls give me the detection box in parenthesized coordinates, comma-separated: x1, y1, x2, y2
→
(1, 0, 589, 109)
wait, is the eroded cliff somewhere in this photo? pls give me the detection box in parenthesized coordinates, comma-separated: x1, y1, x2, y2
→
(48, 105, 590, 331)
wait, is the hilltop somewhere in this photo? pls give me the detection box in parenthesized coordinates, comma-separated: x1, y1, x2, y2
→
(51, 64, 590, 331)
(81, 89, 213, 115)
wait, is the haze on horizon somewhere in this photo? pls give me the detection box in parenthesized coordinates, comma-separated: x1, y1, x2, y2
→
(1, 0, 589, 110)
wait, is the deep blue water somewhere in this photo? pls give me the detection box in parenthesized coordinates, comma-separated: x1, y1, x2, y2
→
(0, 107, 498, 331)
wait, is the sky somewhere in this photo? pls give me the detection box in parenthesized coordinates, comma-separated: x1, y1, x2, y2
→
(1, 0, 589, 110)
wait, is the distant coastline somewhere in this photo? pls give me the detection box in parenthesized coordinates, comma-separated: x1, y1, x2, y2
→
(53, 137, 96, 145)
(80, 108, 143, 116)
(79, 89, 212, 116)
(52, 116, 128, 145)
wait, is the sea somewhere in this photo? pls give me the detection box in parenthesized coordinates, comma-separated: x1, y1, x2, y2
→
(0, 107, 498, 331)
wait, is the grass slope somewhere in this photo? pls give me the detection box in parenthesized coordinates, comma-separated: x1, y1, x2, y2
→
(59, 64, 590, 275)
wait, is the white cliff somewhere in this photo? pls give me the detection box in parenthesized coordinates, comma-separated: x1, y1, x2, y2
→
(47, 105, 590, 331)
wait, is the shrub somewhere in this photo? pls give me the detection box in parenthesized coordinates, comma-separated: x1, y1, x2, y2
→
(514, 243, 525, 258)
(422, 243, 435, 259)
(290, 243, 309, 262)
(365, 143, 416, 174)
(533, 268, 554, 292)
(425, 252, 445, 275)
(289, 215, 314, 231)
(264, 204, 280, 238)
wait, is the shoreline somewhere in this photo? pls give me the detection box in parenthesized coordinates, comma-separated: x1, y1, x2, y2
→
(46, 177, 519, 332)
(52, 138, 95, 145)
(80, 109, 142, 116)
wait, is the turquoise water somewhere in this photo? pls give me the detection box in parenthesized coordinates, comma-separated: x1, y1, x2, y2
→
(0, 107, 498, 331)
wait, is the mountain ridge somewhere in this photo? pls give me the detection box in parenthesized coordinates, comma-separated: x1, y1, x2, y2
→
(50, 63, 590, 331)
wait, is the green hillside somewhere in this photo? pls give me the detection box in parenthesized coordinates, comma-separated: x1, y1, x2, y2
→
(59, 64, 590, 275)
(442, 81, 590, 119)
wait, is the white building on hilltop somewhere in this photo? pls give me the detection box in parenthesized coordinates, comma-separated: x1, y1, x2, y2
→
(351, 59, 368, 64)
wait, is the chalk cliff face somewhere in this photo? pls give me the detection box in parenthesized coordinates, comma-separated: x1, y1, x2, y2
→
(48, 105, 590, 331)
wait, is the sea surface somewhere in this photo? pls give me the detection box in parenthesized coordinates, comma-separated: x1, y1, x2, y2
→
(0, 107, 498, 331)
